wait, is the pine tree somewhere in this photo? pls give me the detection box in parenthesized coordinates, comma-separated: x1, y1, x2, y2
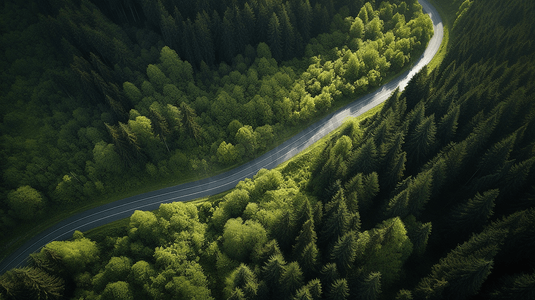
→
(262, 254, 287, 289)
(180, 102, 202, 142)
(299, 242, 319, 278)
(194, 12, 215, 66)
(437, 103, 460, 145)
(306, 278, 323, 300)
(402, 66, 429, 111)
(297, 0, 313, 41)
(406, 115, 437, 167)
(331, 231, 358, 275)
(405, 217, 432, 256)
(322, 193, 350, 247)
(449, 189, 498, 234)
(321, 263, 339, 288)
(149, 103, 171, 152)
(385, 189, 410, 219)
(406, 169, 433, 217)
(267, 13, 283, 60)
(403, 101, 425, 138)
(447, 258, 494, 300)
(293, 286, 314, 300)
(221, 9, 236, 62)
(0, 267, 65, 300)
(328, 278, 349, 300)
(242, 3, 256, 43)
(281, 262, 305, 297)
(295, 197, 314, 229)
(279, 6, 295, 60)
(395, 289, 413, 300)
(489, 272, 535, 300)
(231, 264, 258, 297)
(274, 210, 295, 252)
(358, 272, 382, 300)
(477, 132, 516, 177)
(502, 156, 535, 195)
(350, 138, 378, 176)
(293, 219, 317, 259)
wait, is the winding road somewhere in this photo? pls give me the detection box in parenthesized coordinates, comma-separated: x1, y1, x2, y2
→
(0, 0, 443, 274)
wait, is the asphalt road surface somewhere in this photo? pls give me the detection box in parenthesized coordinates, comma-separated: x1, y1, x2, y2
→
(0, 0, 443, 274)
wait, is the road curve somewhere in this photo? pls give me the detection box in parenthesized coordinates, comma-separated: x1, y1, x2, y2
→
(0, 0, 443, 274)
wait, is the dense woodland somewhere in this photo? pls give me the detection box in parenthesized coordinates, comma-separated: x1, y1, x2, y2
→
(0, 0, 432, 240)
(2, 0, 535, 299)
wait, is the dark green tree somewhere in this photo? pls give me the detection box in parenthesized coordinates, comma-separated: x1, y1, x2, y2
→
(449, 189, 498, 234)
(358, 272, 382, 300)
(267, 13, 283, 60)
(281, 262, 305, 297)
(405, 115, 437, 167)
(262, 254, 287, 291)
(0, 267, 64, 300)
(489, 272, 535, 300)
(293, 219, 317, 259)
(274, 210, 296, 252)
(320, 263, 339, 288)
(330, 231, 358, 275)
(328, 278, 349, 300)
(350, 138, 378, 176)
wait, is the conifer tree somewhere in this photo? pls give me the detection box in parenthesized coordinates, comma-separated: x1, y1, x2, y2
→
(0, 267, 65, 300)
(267, 13, 283, 60)
(227, 263, 258, 299)
(405, 216, 432, 256)
(449, 189, 498, 234)
(489, 272, 535, 300)
(262, 254, 286, 290)
(406, 115, 437, 167)
(279, 6, 295, 60)
(476, 133, 516, 177)
(350, 138, 378, 176)
(406, 169, 433, 217)
(306, 278, 323, 300)
(281, 262, 305, 297)
(293, 286, 314, 300)
(274, 210, 295, 252)
(358, 272, 382, 300)
(322, 193, 350, 247)
(328, 278, 349, 300)
(293, 219, 317, 259)
(321, 263, 339, 288)
(502, 157, 535, 195)
(447, 258, 494, 300)
(180, 102, 202, 142)
(395, 289, 413, 300)
(299, 242, 319, 278)
(297, 0, 313, 41)
(194, 12, 215, 66)
(295, 197, 314, 230)
(331, 231, 358, 275)
(403, 101, 425, 138)
(437, 104, 460, 145)
(385, 189, 410, 219)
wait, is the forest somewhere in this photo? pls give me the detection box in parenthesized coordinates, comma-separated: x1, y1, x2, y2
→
(1, 0, 535, 299)
(0, 0, 432, 243)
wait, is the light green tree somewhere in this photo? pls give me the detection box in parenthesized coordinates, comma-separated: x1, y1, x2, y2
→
(6, 186, 44, 221)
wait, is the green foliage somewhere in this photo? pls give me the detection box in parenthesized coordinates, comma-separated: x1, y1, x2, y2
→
(6, 186, 44, 221)
(7, 0, 535, 299)
(0, 267, 65, 300)
(45, 236, 100, 275)
(223, 218, 268, 262)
